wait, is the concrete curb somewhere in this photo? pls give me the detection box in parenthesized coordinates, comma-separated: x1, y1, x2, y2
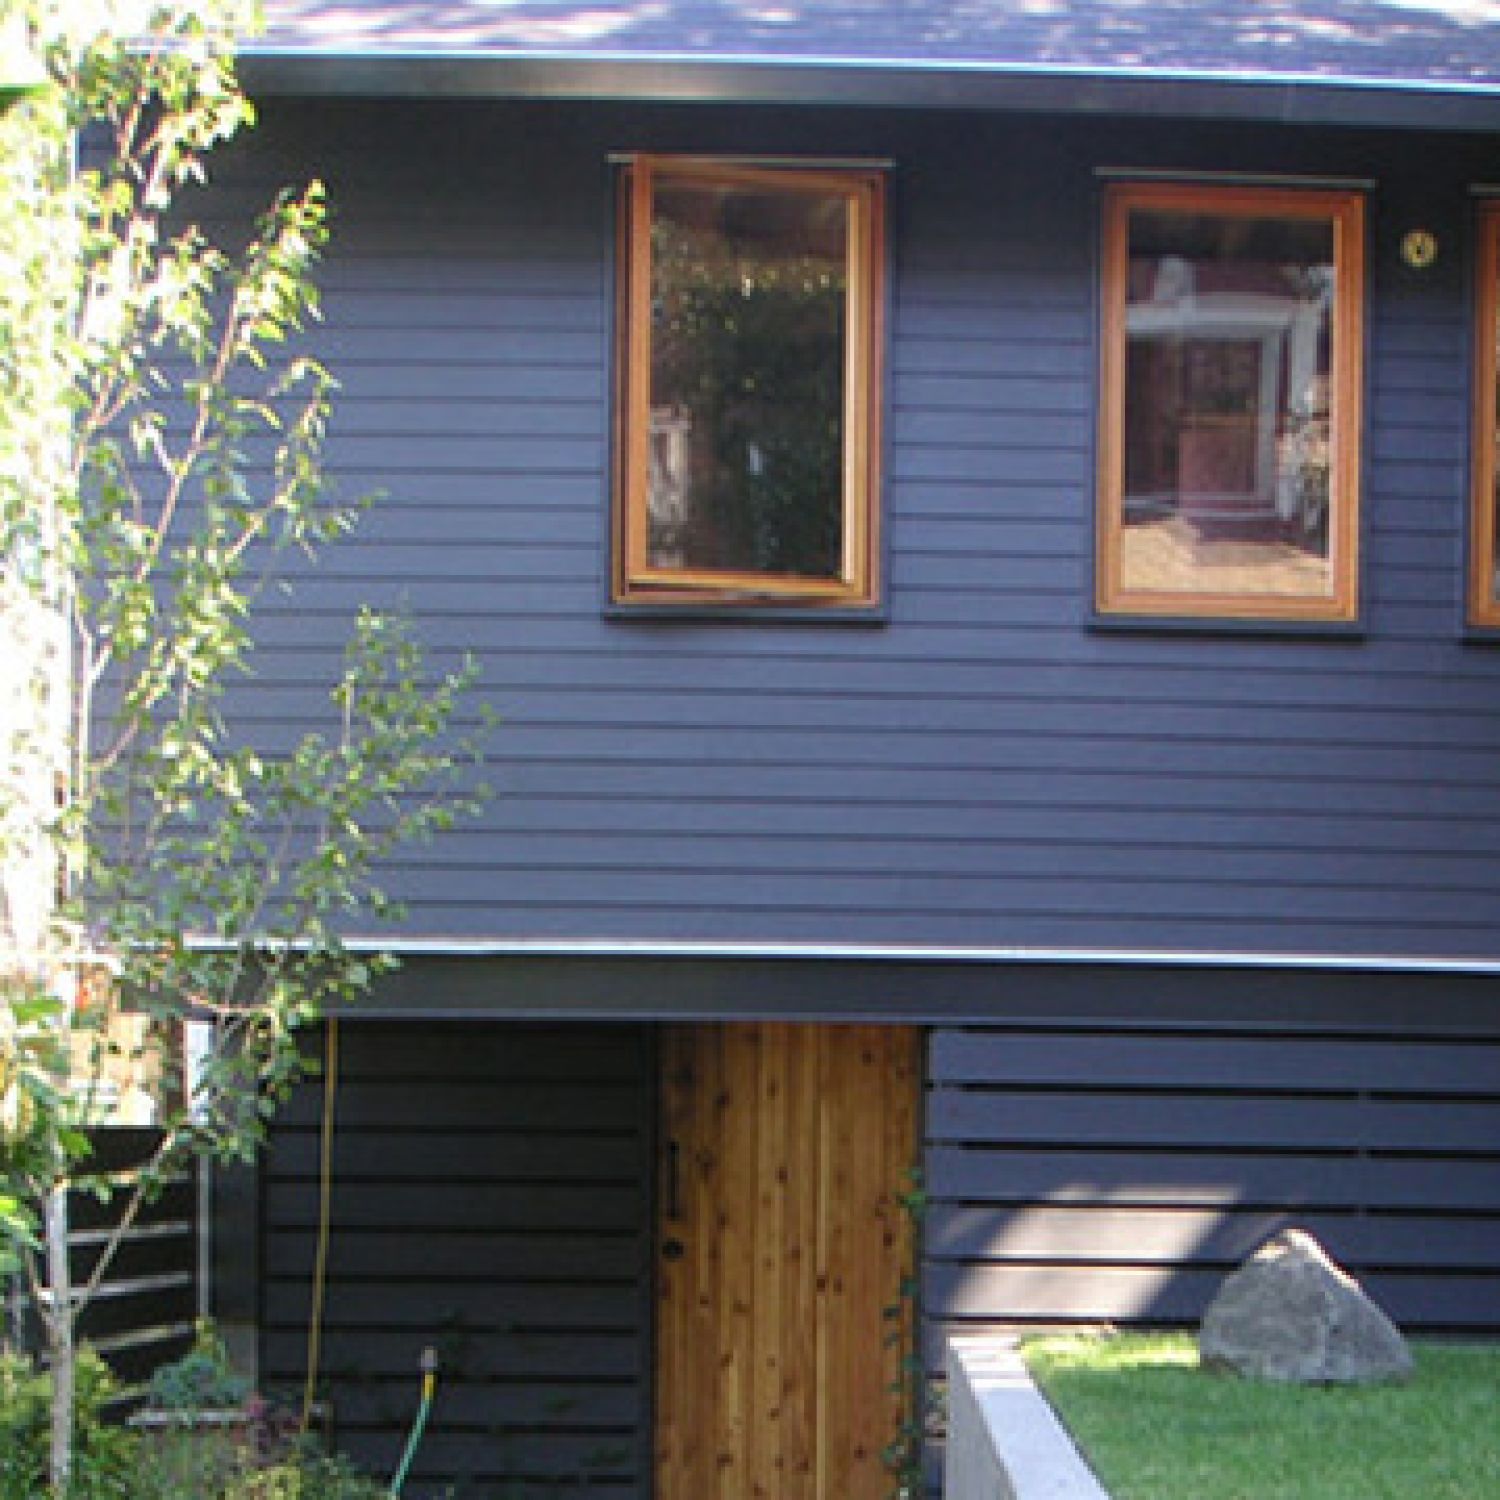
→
(945, 1337, 1112, 1500)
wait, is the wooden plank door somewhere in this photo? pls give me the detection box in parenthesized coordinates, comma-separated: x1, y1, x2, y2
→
(655, 1023, 919, 1500)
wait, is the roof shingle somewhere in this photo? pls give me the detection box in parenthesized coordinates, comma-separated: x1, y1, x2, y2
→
(254, 1, 1500, 90)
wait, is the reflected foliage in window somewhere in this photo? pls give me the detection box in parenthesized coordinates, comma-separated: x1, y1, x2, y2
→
(615, 159, 883, 607)
(649, 185, 847, 579)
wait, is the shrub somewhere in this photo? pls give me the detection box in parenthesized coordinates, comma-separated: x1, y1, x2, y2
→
(222, 1449, 389, 1499)
(143, 1323, 253, 1415)
(0, 1344, 386, 1499)
(0, 1348, 140, 1499)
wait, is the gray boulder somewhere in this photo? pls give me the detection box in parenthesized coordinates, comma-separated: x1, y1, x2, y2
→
(1199, 1228, 1413, 1385)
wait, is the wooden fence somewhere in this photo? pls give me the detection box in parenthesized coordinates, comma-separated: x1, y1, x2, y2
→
(5, 1128, 200, 1391)
(924, 1020, 1500, 1344)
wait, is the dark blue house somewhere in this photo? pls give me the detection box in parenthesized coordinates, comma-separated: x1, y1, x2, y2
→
(217, 4, 1500, 1494)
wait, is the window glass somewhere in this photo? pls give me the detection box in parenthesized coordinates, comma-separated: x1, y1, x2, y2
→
(1098, 185, 1363, 621)
(649, 181, 848, 579)
(615, 160, 883, 607)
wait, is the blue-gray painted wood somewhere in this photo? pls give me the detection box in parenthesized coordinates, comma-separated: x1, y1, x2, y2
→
(210, 96, 1500, 962)
(346, 952, 1500, 1035)
(258, 1022, 652, 1498)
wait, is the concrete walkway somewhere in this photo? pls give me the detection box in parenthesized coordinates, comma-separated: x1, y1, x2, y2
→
(945, 1337, 1112, 1500)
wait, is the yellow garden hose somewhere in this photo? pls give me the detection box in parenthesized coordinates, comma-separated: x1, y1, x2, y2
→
(300, 1015, 338, 1431)
(297, 1017, 439, 1494)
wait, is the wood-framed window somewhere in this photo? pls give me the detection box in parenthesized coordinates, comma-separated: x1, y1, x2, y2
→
(1096, 181, 1365, 622)
(613, 156, 885, 608)
(1470, 201, 1500, 628)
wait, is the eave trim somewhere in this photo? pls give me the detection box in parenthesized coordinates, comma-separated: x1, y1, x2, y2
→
(269, 936, 1500, 979)
(236, 53, 1500, 133)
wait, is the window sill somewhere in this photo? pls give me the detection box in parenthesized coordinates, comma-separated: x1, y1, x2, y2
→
(1088, 609, 1365, 640)
(605, 598, 889, 626)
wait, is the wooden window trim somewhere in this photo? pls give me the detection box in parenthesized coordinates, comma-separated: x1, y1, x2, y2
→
(1470, 202, 1500, 629)
(1095, 180, 1366, 623)
(612, 155, 886, 609)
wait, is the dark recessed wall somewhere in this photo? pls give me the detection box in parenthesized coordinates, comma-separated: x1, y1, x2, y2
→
(259, 1021, 653, 1498)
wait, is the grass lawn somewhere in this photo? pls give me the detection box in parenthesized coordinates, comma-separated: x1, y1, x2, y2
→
(1023, 1332, 1500, 1500)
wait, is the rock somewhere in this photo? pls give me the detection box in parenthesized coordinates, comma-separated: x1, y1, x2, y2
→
(1199, 1228, 1413, 1385)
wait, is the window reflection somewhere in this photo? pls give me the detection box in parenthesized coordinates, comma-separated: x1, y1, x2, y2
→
(648, 184, 849, 580)
(1098, 185, 1362, 621)
(1121, 212, 1336, 599)
(615, 159, 883, 609)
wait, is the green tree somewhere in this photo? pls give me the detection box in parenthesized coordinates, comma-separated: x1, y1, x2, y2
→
(0, 3, 486, 1488)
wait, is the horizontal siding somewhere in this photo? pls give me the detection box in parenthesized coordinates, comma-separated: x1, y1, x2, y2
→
(259, 1022, 651, 1499)
(922, 1020, 1500, 1353)
(212, 97, 1500, 956)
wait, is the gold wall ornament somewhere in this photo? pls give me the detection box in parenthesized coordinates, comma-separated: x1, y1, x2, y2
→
(1401, 229, 1438, 270)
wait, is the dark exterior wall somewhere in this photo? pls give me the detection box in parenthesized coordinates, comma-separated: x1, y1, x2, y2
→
(221, 96, 1500, 959)
(259, 1021, 653, 1498)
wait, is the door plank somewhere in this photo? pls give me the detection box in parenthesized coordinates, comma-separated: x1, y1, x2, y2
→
(782, 1026, 818, 1490)
(721, 1024, 755, 1492)
(656, 1024, 918, 1500)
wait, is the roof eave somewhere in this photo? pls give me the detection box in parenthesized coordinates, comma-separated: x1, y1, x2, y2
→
(237, 51, 1500, 133)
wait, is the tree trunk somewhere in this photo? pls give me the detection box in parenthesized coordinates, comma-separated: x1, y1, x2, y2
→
(45, 1178, 73, 1496)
